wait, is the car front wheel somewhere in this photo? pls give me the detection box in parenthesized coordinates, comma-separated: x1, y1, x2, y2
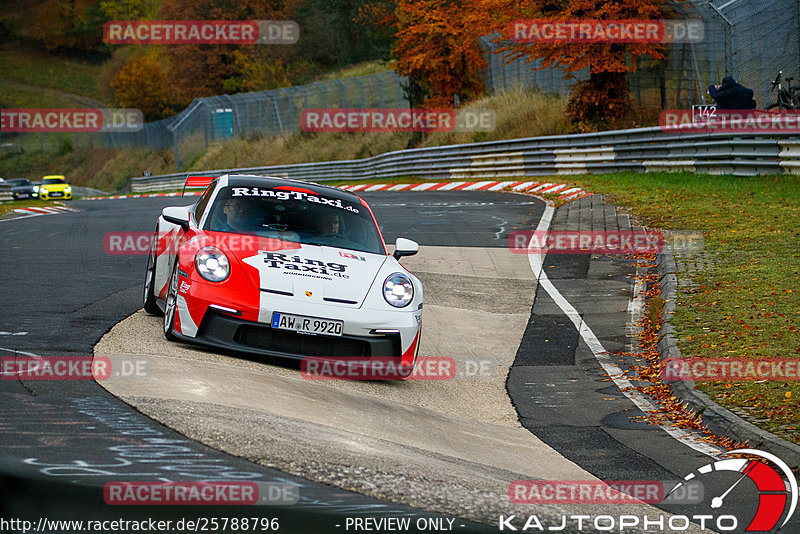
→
(163, 260, 179, 340)
(143, 228, 161, 315)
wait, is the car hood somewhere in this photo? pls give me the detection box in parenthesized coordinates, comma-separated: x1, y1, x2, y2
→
(219, 237, 388, 308)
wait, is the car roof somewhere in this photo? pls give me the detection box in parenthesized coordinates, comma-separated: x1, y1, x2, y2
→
(222, 174, 361, 203)
(42, 175, 66, 180)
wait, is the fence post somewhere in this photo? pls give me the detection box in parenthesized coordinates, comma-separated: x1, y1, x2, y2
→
(172, 127, 180, 172)
(333, 79, 347, 108)
(389, 71, 405, 107)
(269, 94, 284, 136)
(372, 74, 385, 108)
(353, 77, 365, 108)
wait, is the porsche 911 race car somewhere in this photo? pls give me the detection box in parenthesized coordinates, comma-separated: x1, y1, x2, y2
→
(143, 175, 423, 367)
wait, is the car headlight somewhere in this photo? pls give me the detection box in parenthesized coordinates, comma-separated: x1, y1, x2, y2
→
(33, 186, 39, 193)
(40, 187, 48, 194)
(195, 247, 230, 282)
(65, 186, 71, 193)
(383, 273, 414, 308)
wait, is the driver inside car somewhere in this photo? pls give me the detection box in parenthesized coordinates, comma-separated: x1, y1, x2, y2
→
(219, 197, 263, 232)
(316, 211, 342, 237)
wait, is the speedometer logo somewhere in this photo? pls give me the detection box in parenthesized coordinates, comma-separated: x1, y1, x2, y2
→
(668, 449, 798, 532)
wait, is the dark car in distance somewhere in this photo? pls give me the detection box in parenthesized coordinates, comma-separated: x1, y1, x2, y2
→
(6, 179, 39, 201)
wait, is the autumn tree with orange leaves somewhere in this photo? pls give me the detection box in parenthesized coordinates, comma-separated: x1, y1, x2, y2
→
(384, 0, 669, 126)
(110, 55, 174, 120)
(387, 0, 490, 107)
(483, 0, 669, 126)
(158, 0, 303, 107)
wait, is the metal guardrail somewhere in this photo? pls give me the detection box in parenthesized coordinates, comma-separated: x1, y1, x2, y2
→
(0, 184, 12, 202)
(130, 126, 800, 193)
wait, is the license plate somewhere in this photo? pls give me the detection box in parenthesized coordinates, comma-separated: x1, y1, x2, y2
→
(50, 192, 64, 197)
(271, 312, 343, 336)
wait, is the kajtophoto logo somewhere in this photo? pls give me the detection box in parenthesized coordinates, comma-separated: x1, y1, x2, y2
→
(666, 449, 798, 532)
(499, 450, 797, 531)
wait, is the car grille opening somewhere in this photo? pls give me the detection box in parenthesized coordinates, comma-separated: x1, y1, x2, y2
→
(235, 324, 369, 356)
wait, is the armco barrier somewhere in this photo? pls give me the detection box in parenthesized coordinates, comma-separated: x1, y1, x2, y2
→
(130, 126, 800, 192)
(0, 184, 12, 202)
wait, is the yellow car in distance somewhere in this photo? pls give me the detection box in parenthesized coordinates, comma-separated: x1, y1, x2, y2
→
(39, 175, 72, 200)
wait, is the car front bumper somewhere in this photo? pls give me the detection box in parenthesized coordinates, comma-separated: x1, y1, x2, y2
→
(40, 190, 72, 200)
(172, 278, 422, 365)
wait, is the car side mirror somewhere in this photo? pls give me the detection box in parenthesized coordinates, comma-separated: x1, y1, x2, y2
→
(393, 237, 419, 260)
(162, 206, 190, 230)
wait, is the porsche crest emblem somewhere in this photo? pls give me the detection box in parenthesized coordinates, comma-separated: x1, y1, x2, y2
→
(305, 291, 313, 297)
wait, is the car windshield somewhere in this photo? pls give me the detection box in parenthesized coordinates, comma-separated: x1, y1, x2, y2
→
(205, 185, 385, 255)
(7, 179, 30, 187)
(42, 178, 65, 184)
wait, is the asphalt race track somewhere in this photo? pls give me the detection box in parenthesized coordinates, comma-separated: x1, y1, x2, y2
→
(0, 191, 795, 533)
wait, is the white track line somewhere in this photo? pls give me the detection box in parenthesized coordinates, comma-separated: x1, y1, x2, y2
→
(526, 200, 722, 457)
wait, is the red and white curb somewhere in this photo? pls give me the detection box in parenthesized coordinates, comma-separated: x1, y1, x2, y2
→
(83, 181, 590, 201)
(13, 206, 78, 217)
(338, 181, 590, 201)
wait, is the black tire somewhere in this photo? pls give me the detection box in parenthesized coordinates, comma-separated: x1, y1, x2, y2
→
(143, 227, 161, 315)
(163, 260, 180, 341)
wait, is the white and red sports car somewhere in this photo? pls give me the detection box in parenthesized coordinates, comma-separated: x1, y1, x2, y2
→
(143, 175, 423, 367)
